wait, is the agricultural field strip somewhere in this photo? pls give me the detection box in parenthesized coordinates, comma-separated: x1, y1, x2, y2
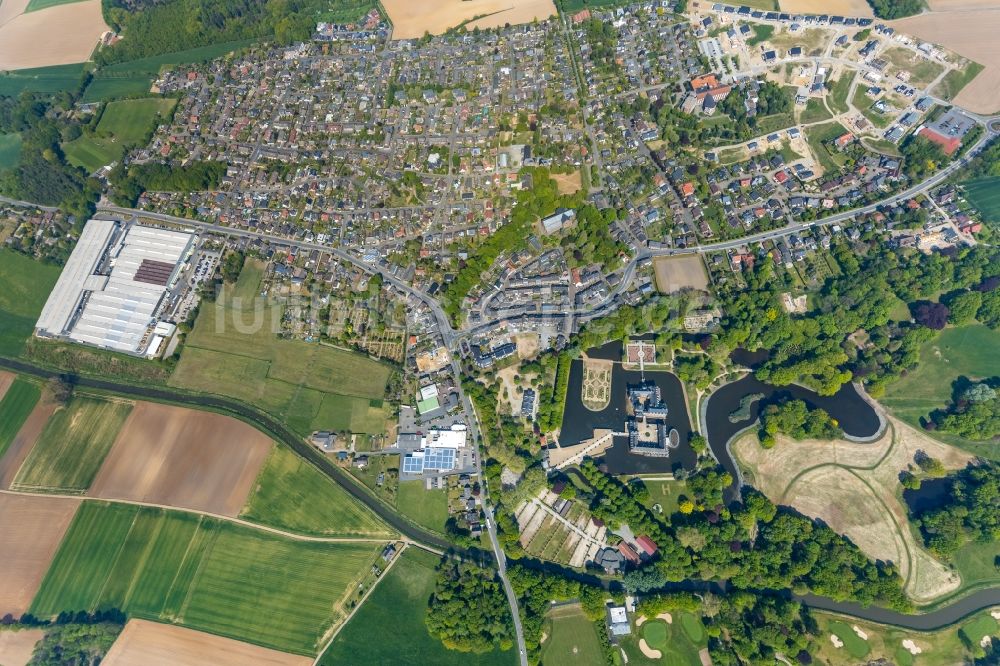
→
(312, 541, 409, 660)
(0, 488, 388, 543)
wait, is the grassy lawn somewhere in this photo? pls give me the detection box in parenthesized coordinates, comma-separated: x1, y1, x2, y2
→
(0, 133, 22, 170)
(961, 176, 1000, 223)
(0, 249, 62, 357)
(881, 324, 1000, 459)
(321, 547, 514, 665)
(950, 539, 1000, 599)
(0, 63, 87, 97)
(30, 501, 382, 655)
(827, 73, 854, 115)
(755, 111, 796, 135)
(64, 97, 176, 172)
(936, 62, 985, 102)
(240, 445, 393, 538)
(0, 378, 41, 459)
(22, 337, 170, 383)
(882, 47, 945, 89)
(541, 605, 603, 666)
(852, 88, 892, 129)
(800, 98, 832, 124)
(170, 260, 392, 436)
(805, 122, 850, 174)
(11, 396, 132, 493)
(396, 480, 449, 533)
(637, 477, 685, 517)
(747, 24, 774, 48)
(25, 0, 86, 10)
(620, 612, 706, 665)
(811, 610, 983, 666)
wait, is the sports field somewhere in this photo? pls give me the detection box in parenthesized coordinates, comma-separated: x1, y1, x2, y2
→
(0, 378, 41, 460)
(170, 260, 392, 436)
(11, 396, 133, 493)
(64, 97, 176, 173)
(541, 605, 603, 666)
(0, 133, 21, 170)
(30, 502, 382, 655)
(90, 401, 273, 517)
(882, 324, 1000, 459)
(396, 480, 449, 533)
(320, 547, 515, 666)
(240, 445, 393, 538)
(0, 249, 62, 357)
(961, 176, 1000, 222)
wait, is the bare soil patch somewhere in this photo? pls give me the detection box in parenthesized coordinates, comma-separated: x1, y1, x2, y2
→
(0, 628, 45, 666)
(0, 0, 30, 27)
(0, 399, 56, 490)
(103, 619, 311, 666)
(515, 332, 540, 359)
(0, 370, 15, 401)
(928, 0, 1000, 9)
(891, 10, 1000, 113)
(89, 402, 273, 517)
(779, 0, 874, 16)
(733, 416, 972, 602)
(551, 170, 582, 195)
(0, 0, 108, 70)
(653, 255, 709, 294)
(0, 493, 80, 616)
(382, 0, 555, 39)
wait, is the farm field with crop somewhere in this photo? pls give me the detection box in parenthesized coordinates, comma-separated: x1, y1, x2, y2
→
(240, 445, 392, 537)
(0, 249, 62, 357)
(0, 377, 41, 459)
(30, 501, 383, 654)
(961, 176, 1000, 222)
(170, 260, 391, 436)
(320, 547, 515, 666)
(90, 401, 274, 517)
(12, 396, 132, 493)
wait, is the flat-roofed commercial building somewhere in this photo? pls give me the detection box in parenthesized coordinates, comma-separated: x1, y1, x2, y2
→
(35, 219, 194, 356)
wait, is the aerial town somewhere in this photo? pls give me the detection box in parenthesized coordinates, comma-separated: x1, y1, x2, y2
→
(0, 0, 999, 664)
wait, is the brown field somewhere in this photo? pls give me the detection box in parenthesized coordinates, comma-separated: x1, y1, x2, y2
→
(733, 415, 974, 602)
(551, 170, 582, 195)
(0, 400, 56, 490)
(89, 402, 273, 517)
(653, 255, 710, 294)
(0, 628, 45, 666)
(382, 0, 555, 39)
(779, 0, 873, 17)
(891, 10, 1000, 113)
(0, 371, 15, 401)
(0, 0, 108, 70)
(928, 0, 1000, 8)
(102, 619, 311, 666)
(0, 493, 81, 616)
(0, 0, 30, 27)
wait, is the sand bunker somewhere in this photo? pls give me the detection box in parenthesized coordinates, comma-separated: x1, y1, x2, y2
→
(639, 639, 662, 659)
(830, 634, 844, 648)
(852, 625, 869, 640)
(0, 0, 108, 70)
(657, 612, 673, 624)
(902, 639, 923, 655)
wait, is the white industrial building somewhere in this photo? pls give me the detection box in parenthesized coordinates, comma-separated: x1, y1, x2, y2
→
(34, 219, 194, 357)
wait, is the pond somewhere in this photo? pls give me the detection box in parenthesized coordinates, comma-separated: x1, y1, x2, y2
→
(560, 358, 696, 474)
(903, 477, 954, 515)
(704, 375, 883, 496)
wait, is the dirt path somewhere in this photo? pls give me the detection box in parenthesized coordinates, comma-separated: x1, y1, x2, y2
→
(0, 370, 15, 402)
(0, 400, 56, 490)
(0, 488, 390, 544)
(733, 416, 972, 602)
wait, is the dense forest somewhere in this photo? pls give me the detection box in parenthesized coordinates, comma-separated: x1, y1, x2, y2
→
(713, 236, 1000, 397)
(914, 462, 1000, 557)
(866, 0, 925, 19)
(758, 398, 843, 447)
(928, 380, 1000, 440)
(0, 92, 101, 220)
(97, 0, 357, 65)
(109, 160, 226, 205)
(425, 559, 514, 653)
